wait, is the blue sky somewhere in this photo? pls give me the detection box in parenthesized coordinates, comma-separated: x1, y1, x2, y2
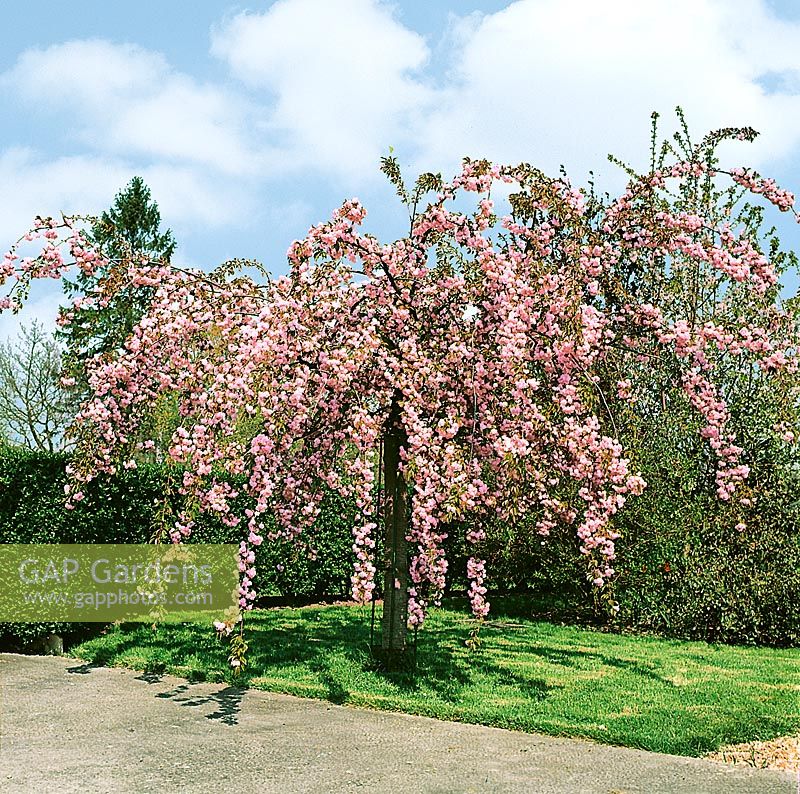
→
(2, 0, 800, 337)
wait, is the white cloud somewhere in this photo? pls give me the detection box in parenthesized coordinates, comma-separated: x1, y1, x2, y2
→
(136, 163, 253, 229)
(2, 0, 800, 275)
(3, 40, 258, 176)
(3, 40, 167, 107)
(8, 1, 797, 204)
(416, 0, 800, 187)
(0, 148, 249, 251)
(0, 148, 127, 248)
(211, 0, 435, 178)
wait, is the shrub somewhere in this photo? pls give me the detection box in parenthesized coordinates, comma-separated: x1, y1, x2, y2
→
(0, 448, 355, 648)
(478, 392, 800, 647)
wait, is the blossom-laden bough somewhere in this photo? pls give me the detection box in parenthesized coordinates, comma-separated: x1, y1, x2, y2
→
(3, 114, 798, 666)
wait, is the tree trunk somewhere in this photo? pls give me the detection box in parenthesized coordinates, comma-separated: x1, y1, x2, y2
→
(381, 394, 409, 658)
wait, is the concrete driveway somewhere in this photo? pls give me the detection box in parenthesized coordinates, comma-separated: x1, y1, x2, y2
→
(0, 653, 794, 793)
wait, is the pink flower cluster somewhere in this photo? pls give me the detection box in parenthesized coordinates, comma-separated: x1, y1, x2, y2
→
(730, 167, 796, 213)
(466, 557, 490, 618)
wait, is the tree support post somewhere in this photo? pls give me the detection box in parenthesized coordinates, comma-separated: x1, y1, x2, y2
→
(379, 394, 410, 667)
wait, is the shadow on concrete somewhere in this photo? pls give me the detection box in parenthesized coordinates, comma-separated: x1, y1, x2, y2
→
(154, 681, 245, 725)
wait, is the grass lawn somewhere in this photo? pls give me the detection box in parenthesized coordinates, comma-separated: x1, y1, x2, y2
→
(69, 600, 800, 757)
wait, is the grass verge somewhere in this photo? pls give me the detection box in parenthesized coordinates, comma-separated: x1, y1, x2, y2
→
(69, 601, 799, 757)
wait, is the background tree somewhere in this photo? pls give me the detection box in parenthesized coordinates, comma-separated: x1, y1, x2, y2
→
(0, 321, 75, 452)
(58, 176, 176, 396)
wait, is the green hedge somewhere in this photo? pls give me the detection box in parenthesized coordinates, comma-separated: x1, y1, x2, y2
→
(0, 448, 355, 649)
(611, 469, 800, 647)
(2, 446, 798, 649)
(477, 417, 800, 648)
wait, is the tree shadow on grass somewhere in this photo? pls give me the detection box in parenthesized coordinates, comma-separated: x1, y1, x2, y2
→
(72, 623, 224, 671)
(63, 608, 799, 757)
(67, 639, 124, 671)
(415, 628, 556, 704)
(68, 607, 671, 715)
(246, 610, 560, 708)
(244, 610, 487, 702)
(514, 643, 674, 687)
(68, 611, 554, 708)
(315, 665, 350, 704)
